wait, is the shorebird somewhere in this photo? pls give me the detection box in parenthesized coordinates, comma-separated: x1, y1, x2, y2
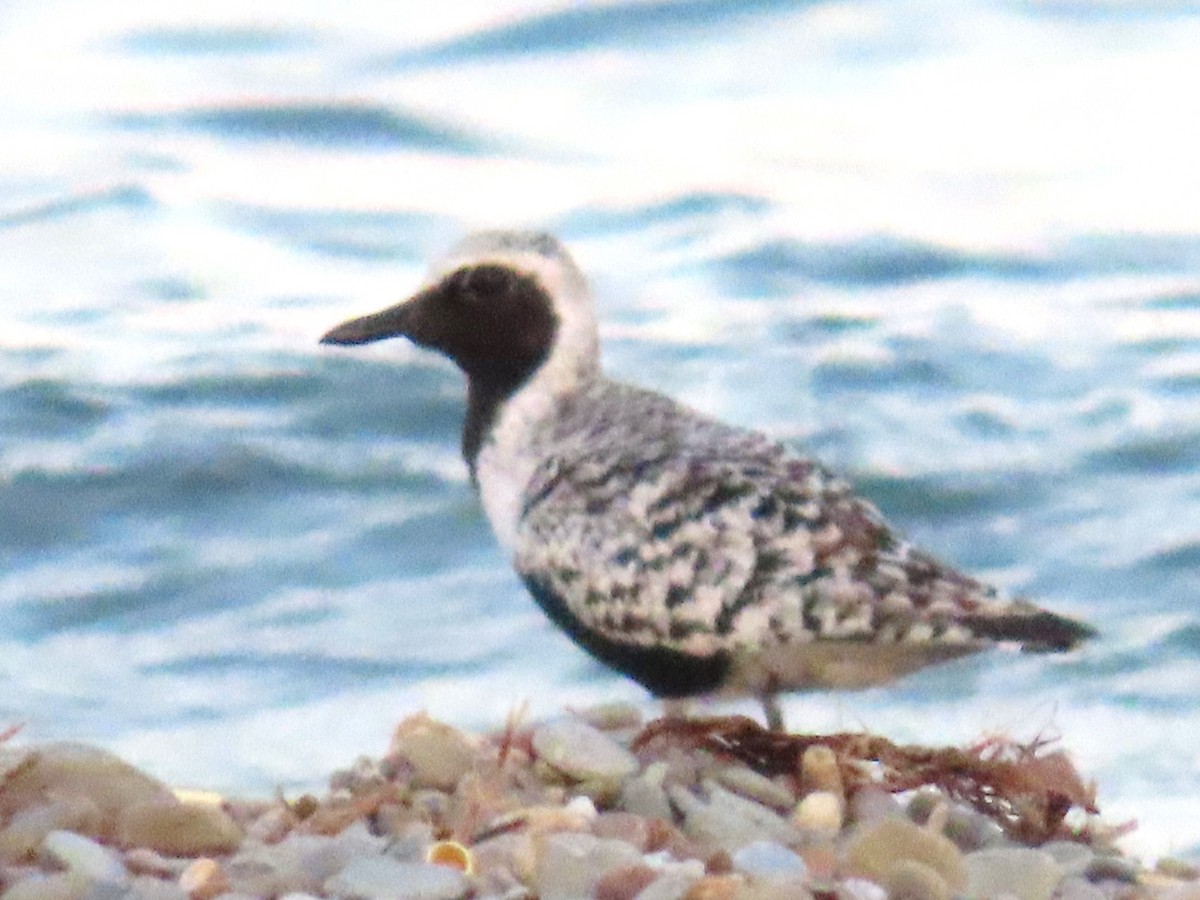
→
(320, 230, 1095, 729)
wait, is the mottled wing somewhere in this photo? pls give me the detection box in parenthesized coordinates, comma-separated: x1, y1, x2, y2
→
(513, 402, 1091, 697)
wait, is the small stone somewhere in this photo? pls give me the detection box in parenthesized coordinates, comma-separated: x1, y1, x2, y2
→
(389, 714, 478, 792)
(846, 787, 902, 827)
(1053, 876, 1107, 900)
(620, 762, 674, 821)
(680, 874, 743, 900)
(669, 783, 798, 854)
(534, 832, 643, 900)
(577, 701, 644, 731)
(225, 825, 384, 897)
(735, 875, 815, 900)
(1157, 857, 1200, 880)
(799, 745, 842, 798)
(844, 818, 966, 892)
(593, 864, 659, 900)
(41, 831, 127, 885)
(532, 719, 639, 783)
(904, 791, 942, 826)
(792, 791, 842, 835)
(116, 802, 242, 856)
(0, 799, 104, 862)
(1040, 840, 1095, 877)
(124, 848, 190, 879)
(593, 812, 654, 851)
(633, 871, 702, 900)
(1159, 885, 1200, 900)
(243, 806, 293, 844)
(885, 860, 950, 900)
(325, 857, 469, 900)
(730, 841, 807, 879)
(0, 745, 174, 839)
(964, 847, 1062, 900)
(177, 859, 228, 900)
(941, 806, 1004, 852)
(714, 767, 794, 812)
(1084, 853, 1140, 883)
(799, 844, 838, 882)
(836, 877, 887, 900)
(125, 875, 190, 900)
(0, 873, 90, 900)
(471, 831, 532, 896)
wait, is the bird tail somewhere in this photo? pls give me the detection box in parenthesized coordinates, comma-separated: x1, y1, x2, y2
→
(962, 602, 1097, 652)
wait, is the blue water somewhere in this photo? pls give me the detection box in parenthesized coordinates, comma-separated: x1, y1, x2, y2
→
(3, 0, 1200, 860)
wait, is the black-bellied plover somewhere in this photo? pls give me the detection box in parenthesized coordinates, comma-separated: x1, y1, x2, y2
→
(320, 230, 1095, 729)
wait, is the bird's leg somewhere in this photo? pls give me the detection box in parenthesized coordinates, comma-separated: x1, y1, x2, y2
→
(761, 693, 785, 732)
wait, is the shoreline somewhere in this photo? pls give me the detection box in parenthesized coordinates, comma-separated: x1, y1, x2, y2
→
(2, 707, 1197, 900)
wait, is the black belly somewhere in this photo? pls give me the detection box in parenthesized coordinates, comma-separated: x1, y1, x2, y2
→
(521, 575, 730, 698)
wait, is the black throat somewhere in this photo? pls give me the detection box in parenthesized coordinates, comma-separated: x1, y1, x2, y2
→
(430, 265, 557, 480)
(463, 377, 525, 480)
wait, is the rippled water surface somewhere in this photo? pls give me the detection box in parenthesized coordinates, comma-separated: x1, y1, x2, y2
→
(2, 0, 1200, 860)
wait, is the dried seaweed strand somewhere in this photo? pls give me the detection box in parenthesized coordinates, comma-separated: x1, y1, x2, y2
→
(632, 716, 1099, 844)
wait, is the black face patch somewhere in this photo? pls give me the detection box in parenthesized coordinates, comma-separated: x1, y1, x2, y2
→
(421, 265, 559, 475)
(406, 264, 559, 382)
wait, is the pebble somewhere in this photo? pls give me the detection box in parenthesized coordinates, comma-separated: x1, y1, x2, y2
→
(115, 802, 242, 856)
(324, 857, 468, 900)
(124, 848, 191, 879)
(177, 858, 228, 900)
(577, 701, 645, 732)
(668, 783, 797, 854)
(714, 767, 794, 812)
(846, 787, 903, 827)
(620, 762, 674, 822)
(534, 831, 644, 900)
(593, 812, 655, 852)
(40, 830, 127, 885)
(904, 791, 942, 827)
(0, 872, 91, 900)
(844, 818, 967, 893)
(632, 871, 701, 900)
(593, 863, 659, 900)
(124, 875, 190, 900)
(0, 799, 104, 863)
(679, 874, 742, 900)
(885, 860, 950, 900)
(0, 718, 1172, 900)
(388, 714, 478, 792)
(1041, 840, 1096, 877)
(730, 840, 808, 879)
(837, 877, 888, 900)
(1053, 876, 1108, 900)
(532, 719, 640, 783)
(736, 875, 816, 900)
(941, 805, 1005, 852)
(964, 847, 1062, 900)
(223, 825, 384, 897)
(0, 744, 174, 835)
(1084, 853, 1141, 883)
(799, 745, 843, 798)
(1157, 858, 1200, 881)
(792, 791, 843, 835)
